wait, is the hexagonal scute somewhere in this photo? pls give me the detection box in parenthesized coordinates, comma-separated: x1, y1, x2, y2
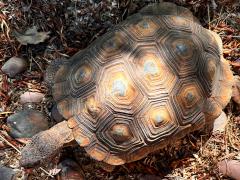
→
(91, 30, 133, 64)
(136, 100, 179, 143)
(122, 14, 164, 41)
(128, 45, 177, 97)
(98, 63, 147, 114)
(172, 78, 205, 126)
(78, 92, 113, 128)
(157, 31, 202, 76)
(110, 124, 134, 144)
(96, 115, 145, 152)
(68, 51, 99, 97)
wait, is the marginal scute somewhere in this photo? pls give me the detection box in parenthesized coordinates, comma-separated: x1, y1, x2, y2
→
(162, 16, 192, 32)
(54, 65, 69, 83)
(206, 57, 217, 81)
(105, 155, 125, 165)
(140, 2, 178, 15)
(52, 81, 70, 102)
(203, 98, 222, 122)
(67, 116, 78, 129)
(72, 127, 91, 147)
(87, 146, 108, 161)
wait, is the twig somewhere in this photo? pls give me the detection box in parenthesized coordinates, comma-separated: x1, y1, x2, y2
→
(40, 167, 54, 178)
(0, 134, 21, 153)
(207, 4, 211, 29)
(220, 35, 240, 38)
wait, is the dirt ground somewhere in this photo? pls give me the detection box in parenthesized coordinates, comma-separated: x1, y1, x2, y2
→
(0, 0, 239, 179)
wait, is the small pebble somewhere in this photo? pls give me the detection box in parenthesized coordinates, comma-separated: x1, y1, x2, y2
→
(7, 109, 49, 138)
(57, 159, 84, 180)
(218, 160, 240, 179)
(20, 91, 44, 104)
(1, 57, 28, 78)
(51, 104, 64, 122)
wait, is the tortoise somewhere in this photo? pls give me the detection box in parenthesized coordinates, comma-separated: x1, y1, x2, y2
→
(20, 2, 233, 168)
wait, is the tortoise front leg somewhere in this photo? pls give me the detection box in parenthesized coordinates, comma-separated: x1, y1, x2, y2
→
(20, 121, 74, 168)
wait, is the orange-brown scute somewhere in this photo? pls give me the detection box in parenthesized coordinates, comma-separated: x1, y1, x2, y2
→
(49, 2, 233, 165)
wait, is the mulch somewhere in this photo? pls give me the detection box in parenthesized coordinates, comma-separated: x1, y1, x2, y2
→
(0, 0, 239, 179)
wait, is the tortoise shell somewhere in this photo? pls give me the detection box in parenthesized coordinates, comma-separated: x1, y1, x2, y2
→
(47, 2, 233, 165)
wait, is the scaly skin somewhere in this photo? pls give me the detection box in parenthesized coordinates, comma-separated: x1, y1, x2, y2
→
(20, 121, 74, 168)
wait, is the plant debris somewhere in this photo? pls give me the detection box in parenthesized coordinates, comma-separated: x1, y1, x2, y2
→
(0, 0, 239, 179)
(13, 26, 50, 45)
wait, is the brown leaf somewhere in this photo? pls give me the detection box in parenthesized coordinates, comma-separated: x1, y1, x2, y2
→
(49, 168, 61, 176)
(232, 76, 240, 105)
(229, 60, 240, 67)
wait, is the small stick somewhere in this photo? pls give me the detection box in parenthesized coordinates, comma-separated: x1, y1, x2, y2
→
(207, 4, 211, 29)
(40, 167, 54, 178)
(0, 134, 21, 153)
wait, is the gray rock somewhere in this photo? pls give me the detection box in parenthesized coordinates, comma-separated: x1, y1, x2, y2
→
(1, 57, 28, 78)
(57, 159, 84, 180)
(0, 165, 20, 180)
(20, 91, 44, 104)
(7, 109, 49, 138)
(51, 104, 64, 122)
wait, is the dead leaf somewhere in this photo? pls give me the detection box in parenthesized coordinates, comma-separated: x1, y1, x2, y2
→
(232, 76, 240, 105)
(229, 60, 240, 67)
(49, 168, 61, 176)
(13, 26, 50, 45)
